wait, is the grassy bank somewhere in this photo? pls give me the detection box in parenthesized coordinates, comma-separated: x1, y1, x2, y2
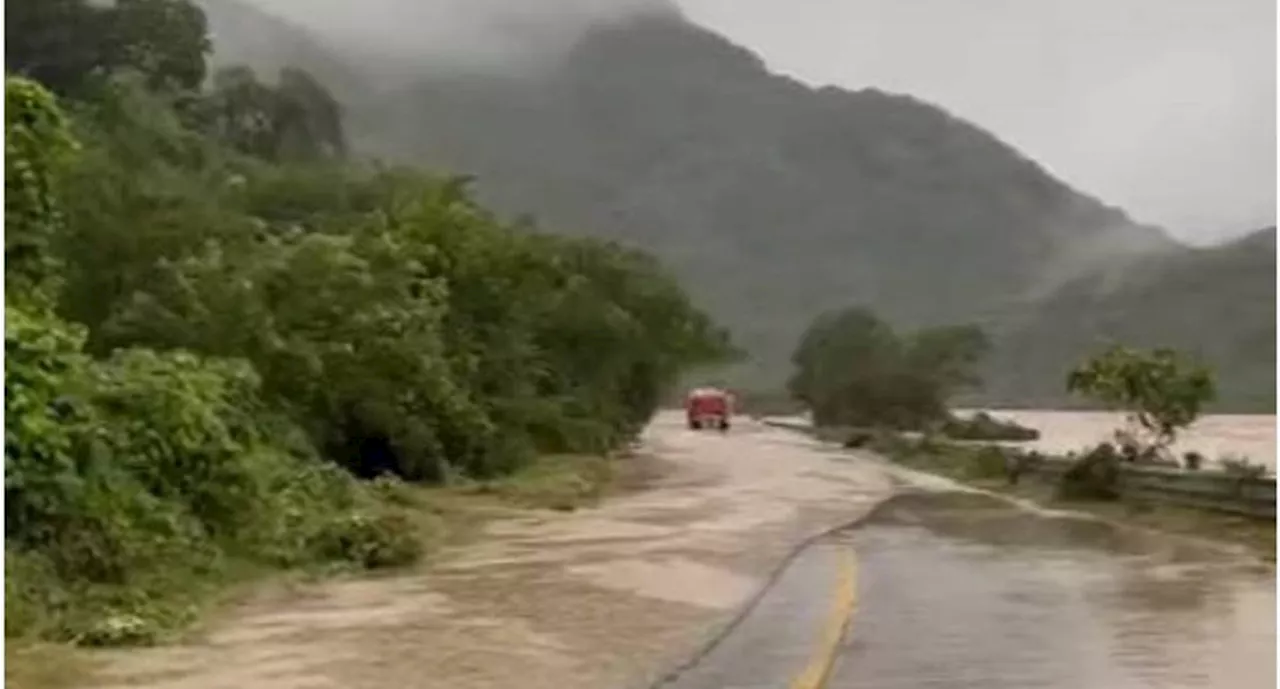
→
(810, 427, 1277, 562)
(6, 452, 627, 689)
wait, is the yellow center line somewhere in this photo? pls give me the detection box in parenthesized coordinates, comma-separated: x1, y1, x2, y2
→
(788, 547, 858, 689)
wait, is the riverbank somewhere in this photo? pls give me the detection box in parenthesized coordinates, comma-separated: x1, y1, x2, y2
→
(23, 415, 893, 689)
(827, 426, 1277, 562)
(954, 408, 1277, 472)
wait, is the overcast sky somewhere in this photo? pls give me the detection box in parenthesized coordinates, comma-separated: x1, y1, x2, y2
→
(677, 0, 1276, 244)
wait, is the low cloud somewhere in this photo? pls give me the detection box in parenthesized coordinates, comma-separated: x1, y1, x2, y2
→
(241, 0, 679, 73)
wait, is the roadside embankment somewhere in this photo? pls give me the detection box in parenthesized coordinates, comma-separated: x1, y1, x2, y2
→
(764, 418, 1277, 561)
(52, 414, 893, 689)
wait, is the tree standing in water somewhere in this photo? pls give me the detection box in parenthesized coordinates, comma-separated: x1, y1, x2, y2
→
(1066, 345, 1216, 461)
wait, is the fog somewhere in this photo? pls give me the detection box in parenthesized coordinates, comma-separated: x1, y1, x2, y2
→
(234, 0, 1274, 244)
(679, 0, 1276, 245)
(242, 0, 678, 74)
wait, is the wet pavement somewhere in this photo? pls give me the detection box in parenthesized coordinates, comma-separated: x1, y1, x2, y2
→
(666, 490, 1276, 689)
(831, 492, 1275, 689)
(659, 542, 852, 689)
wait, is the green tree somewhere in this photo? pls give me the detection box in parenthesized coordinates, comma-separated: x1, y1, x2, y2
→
(107, 0, 211, 92)
(787, 306, 989, 429)
(200, 65, 348, 162)
(274, 67, 347, 159)
(5, 0, 115, 96)
(905, 324, 990, 395)
(1066, 345, 1216, 453)
(6, 0, 209, 97)
(54, 74, 246, 339)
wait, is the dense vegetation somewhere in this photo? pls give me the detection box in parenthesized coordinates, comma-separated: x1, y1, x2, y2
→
(786, 306, 989, 429)
(5, 0, 732, 645)
(189, 0, 1274, 411)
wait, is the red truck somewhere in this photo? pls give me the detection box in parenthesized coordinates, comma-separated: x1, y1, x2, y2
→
(685, 387, 733, 431)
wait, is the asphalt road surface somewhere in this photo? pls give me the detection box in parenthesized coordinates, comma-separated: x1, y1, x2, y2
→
(663, 482, 1275, 689)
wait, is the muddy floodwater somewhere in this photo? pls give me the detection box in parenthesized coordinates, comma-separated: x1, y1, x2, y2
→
(829, 492, 1276, 689)
(958, 409, 1277, 470)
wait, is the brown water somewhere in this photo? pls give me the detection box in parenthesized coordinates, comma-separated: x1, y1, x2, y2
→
(829, 493, 1276, 689)
(956, 409, 1277, 469)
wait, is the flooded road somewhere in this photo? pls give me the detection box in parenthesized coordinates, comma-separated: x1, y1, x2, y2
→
(80, 415, 896, 689)
(831, 492, 1276, 689)
(665, 489, 1275, 689)
(71, 418, 1274, 689)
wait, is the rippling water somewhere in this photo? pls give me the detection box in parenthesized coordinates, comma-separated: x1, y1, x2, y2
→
(830, 493, 1276, 689)
(956, 409, 1277, 469)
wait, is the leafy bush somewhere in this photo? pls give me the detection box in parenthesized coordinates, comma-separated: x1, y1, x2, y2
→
(962, 445, 1012, 479)
(1058, 443, 1123, 501)
(5, 302, 423, 643)
(312, 509, 423, 570)
(6, 75, 78, 297)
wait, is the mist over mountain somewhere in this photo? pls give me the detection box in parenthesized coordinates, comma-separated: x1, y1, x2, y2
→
(198, 0, 1274, 411)
(979, 226, 1276, 411)
(208, 0, 681, 77)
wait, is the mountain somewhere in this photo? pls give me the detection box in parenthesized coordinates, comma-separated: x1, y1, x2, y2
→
(978, 227, 1276, 412)
(198, 0, 1273, 410)
(349, 13, 1176, 367)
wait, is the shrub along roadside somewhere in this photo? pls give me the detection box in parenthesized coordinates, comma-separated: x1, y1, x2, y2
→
(5, 303, 425, 647)
(5, 74, 410, 648)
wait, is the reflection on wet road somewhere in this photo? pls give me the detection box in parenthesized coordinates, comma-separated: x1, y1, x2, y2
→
(829, 493, 1276, 689)
(661, 542, 852, 689)
(664, 490, 1275, 689)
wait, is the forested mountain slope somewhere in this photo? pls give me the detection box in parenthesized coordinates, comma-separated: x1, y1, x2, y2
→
(200, 0, 1274, 410)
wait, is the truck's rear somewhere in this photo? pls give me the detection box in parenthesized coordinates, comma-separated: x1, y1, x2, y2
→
(685, 388, 731, 431)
